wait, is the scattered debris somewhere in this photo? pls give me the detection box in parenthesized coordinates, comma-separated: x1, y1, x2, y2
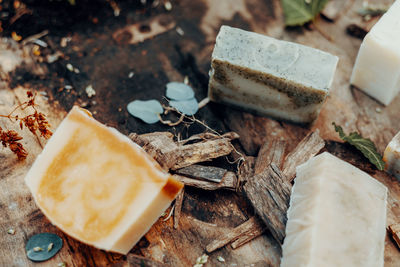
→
(60, 37, 72, 47)
(85, 84, 96, 98)
(21, 30, 49, 46)
(128, 71, 135, 78)
(57, 263, 67, 267)
(11, 31, 22, 41)
(193, 254, 208, 267)
(113, 15, 176, 45)
(46, 51, 63, 64)
(217, 256, 225, 262)
(376, 107, 382, 113)
(282, 130, 325, 182)
(176, 27, 185, 36)
(164, 1, 172, 11)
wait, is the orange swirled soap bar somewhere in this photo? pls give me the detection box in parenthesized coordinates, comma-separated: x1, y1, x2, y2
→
(25, 106, 183, 254)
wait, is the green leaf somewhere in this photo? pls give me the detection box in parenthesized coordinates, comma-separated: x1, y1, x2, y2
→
(281, 0, 330, 26)
(332, 122, 385, 171)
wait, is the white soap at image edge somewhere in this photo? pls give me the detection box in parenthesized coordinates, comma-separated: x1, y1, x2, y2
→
(384, 130, 400, 180)
(350, 0, 400, 105)
(208, 25, 339, 123)
(281, 152, 387, 267)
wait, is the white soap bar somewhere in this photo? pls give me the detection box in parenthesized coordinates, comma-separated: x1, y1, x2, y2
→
(25, 106, 183, 254)
(384, 131, 400, 179)
(208, 26, 338, 123)
(350, 0, 400, 105)
(281, 152, 387, 267)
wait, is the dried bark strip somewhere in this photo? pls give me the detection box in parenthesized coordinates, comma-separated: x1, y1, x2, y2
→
(173, 187, 185, 229)
(230, 220, 265, 249)
(205, 217, 263, 253)
(173, 171, 237, 191)
(172, 138, 234, 170)
(243, 164, 291, 244)
(129, 132, 178, 170)
(388, 224, 400, 249)
(237, 156, 255, 190)
(254, 139, 286, 175)
(130, 132, 235, 171)
(174, 165, 227, 183)
(282, 130, 325, 182)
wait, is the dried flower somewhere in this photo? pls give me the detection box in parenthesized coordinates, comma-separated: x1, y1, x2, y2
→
(0, 90, 52, 160)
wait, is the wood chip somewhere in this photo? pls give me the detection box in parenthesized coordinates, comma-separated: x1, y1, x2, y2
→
(230, 220, 265, 249)
(237, 156, 255, 189)
(173, 187, 185, 229)
(174, 165, 227, 183)
(129, 132, 178, 170)
(282, 130, 325, 182)
(173, 171, 237, 191)
(205, 217, 263, 253)
(243, 164, 291, 244)
(171, 138, 233, 170)
(254, 139, 286, 175)
(130, 132, 235, 171)
(388, 224, 400, 249)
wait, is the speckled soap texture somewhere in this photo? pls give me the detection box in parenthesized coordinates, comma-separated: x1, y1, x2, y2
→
(208, 26, 339, 123)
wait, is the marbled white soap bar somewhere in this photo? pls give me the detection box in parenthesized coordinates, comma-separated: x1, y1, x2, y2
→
(351, 0, 400, 105)
(281, 152, 387, 267)
(208, 26, 339, 123)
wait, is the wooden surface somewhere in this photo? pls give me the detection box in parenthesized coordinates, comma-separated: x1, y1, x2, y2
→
(1, 0, 400, 266)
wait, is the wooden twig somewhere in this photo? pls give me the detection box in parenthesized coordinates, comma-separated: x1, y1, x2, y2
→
(388, 224, 400, 249)
(173, 171, 237, 191)
(205, 217, 263, 253)
(282, 130, 325, 182)
(230, 221, 265, 249)
(174, 187, 185, 229)
(254, 139, 286, 175)
(243, 164, 291, 244)
(174, 165, 227, 183)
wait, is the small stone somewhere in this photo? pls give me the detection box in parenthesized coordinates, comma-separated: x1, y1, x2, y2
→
(85, 85, 96, 98)
(7, 228, 15, 235)
(376, 107, 382, 113)
(66, 63, 74, 72)
(217, 256, 225, 262)
(164, 1, 172, 11)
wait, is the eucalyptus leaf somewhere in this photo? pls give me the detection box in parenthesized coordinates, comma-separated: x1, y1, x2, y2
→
(26, 233, 63, 262)
(332, 122, 385, 171)
(166, 82, 195, 100)
(127, 100, 163, 124)
(281, 0, 330, 26)
(170, 98, 198, 116)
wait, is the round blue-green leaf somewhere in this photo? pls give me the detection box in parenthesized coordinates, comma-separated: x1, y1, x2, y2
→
(170, 98, 198, 116)
(127, 100, 163, 124)
(166, 82, 195, 100)
(26, 233, 63, 262)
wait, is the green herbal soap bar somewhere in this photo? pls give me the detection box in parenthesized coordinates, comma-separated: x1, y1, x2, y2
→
(208, 26, 339, 123)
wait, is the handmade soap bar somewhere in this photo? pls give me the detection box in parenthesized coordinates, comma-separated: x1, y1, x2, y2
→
(25, 106, 183, 254)
(350, 0, 400, 105)
(208, 26, 338, 123)
(384, 131, 400, 180)
(281, 152, 387, 267)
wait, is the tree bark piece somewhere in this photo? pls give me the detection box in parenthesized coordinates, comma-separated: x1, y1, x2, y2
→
(174, 187, 185, 229)
(171, 138, 233, 170)
(129, 132, 179, 170)
(243, 164, 291, 244)
(174, 165, 227, 183)
(254, 139, 286, 175)
(388, 224, 400, 249)
(173, 171, 237, 191)
(282, 130, 325, 182)
(205, 217, 263, 253)
(237, 156, 255, 189)
(126, 254, 165, 267)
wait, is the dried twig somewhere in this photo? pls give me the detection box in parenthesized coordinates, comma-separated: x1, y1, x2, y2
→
(173, 187, 185, 229)
(173, 171, 237, 191)
(205, 217, 263, 253)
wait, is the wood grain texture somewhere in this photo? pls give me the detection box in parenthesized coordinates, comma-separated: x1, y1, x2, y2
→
(243, 164, 291, 244)
(282, 130, 325, 182)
